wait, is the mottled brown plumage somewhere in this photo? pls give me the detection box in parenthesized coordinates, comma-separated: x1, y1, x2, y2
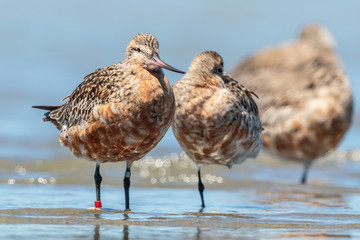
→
(231, 24, 353, 183)
(172, 51, 262, 207)
(33, 33, 184, 210)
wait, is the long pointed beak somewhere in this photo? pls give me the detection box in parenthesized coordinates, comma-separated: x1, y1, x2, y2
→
(151, 55, 185, 74)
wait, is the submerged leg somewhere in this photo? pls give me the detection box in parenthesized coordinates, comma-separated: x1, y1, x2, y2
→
(197, 167, 205, 208)
(300, 161, 312, 184)
(123, 161, 132, 211)
(94, 162, 102, 208)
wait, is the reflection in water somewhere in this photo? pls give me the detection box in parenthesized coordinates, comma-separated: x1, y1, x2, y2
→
(93, 212, 130, 240)
(93, 213, 101, 240)
(195, 208, 204, 240)
(195, 227, 201, 240)
(123, 213, 129, 240)
(93, 225, 100, 240)
(255, 189, 346, 210)
(123, 225, 129, 240)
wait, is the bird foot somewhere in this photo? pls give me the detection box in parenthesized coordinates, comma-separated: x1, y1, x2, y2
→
(88, 207, 102, 210)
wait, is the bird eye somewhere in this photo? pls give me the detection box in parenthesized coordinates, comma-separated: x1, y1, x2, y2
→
(135, 48, 141, 52)
(218, 68, 223, 73)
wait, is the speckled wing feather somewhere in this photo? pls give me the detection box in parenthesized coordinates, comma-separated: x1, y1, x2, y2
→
(172, 73, 262, 167)
(223, 74, 259, 115)
(41, 63, 124, 129)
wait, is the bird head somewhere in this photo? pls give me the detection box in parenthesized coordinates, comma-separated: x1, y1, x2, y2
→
(126, 33, 184, 74)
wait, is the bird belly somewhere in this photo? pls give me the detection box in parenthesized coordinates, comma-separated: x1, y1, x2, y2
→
(262, 97, 352, 162)
(59, 99, 172, 163)
(173, 115, 262, 167)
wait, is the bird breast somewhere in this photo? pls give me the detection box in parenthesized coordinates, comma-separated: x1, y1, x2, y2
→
(172, 85, 262, 167)
(59, 70, 174, 163)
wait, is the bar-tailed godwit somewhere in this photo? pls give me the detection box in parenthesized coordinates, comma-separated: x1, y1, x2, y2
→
(231, 24, 353, 184)
(172, 51, 263, 207)
(33, 33, 184, 210)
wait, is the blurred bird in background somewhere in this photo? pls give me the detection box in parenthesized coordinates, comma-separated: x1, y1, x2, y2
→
(231, 24, 353, 184)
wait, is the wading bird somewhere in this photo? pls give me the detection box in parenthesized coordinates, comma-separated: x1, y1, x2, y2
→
(33, 33, 184, 210)
(172, 51, 262, 208)
(231, 24, 353, 184)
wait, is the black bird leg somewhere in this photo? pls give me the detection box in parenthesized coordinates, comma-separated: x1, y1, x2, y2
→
(94, 162, 102, 208)
(123, 161, 132, 211)
(300, 161, 312, 184)
(197, 167, 205, 208)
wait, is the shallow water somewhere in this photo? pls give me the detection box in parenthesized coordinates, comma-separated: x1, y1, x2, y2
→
(1, 152, 360, 239)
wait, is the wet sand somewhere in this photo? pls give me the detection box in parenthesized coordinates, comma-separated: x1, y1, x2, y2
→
(1, 207, 360, 228)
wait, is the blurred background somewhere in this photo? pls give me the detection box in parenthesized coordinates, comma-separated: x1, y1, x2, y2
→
(0, 0, 359, 160)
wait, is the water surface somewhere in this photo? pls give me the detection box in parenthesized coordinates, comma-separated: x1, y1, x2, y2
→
(1, 152, 360, 239)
